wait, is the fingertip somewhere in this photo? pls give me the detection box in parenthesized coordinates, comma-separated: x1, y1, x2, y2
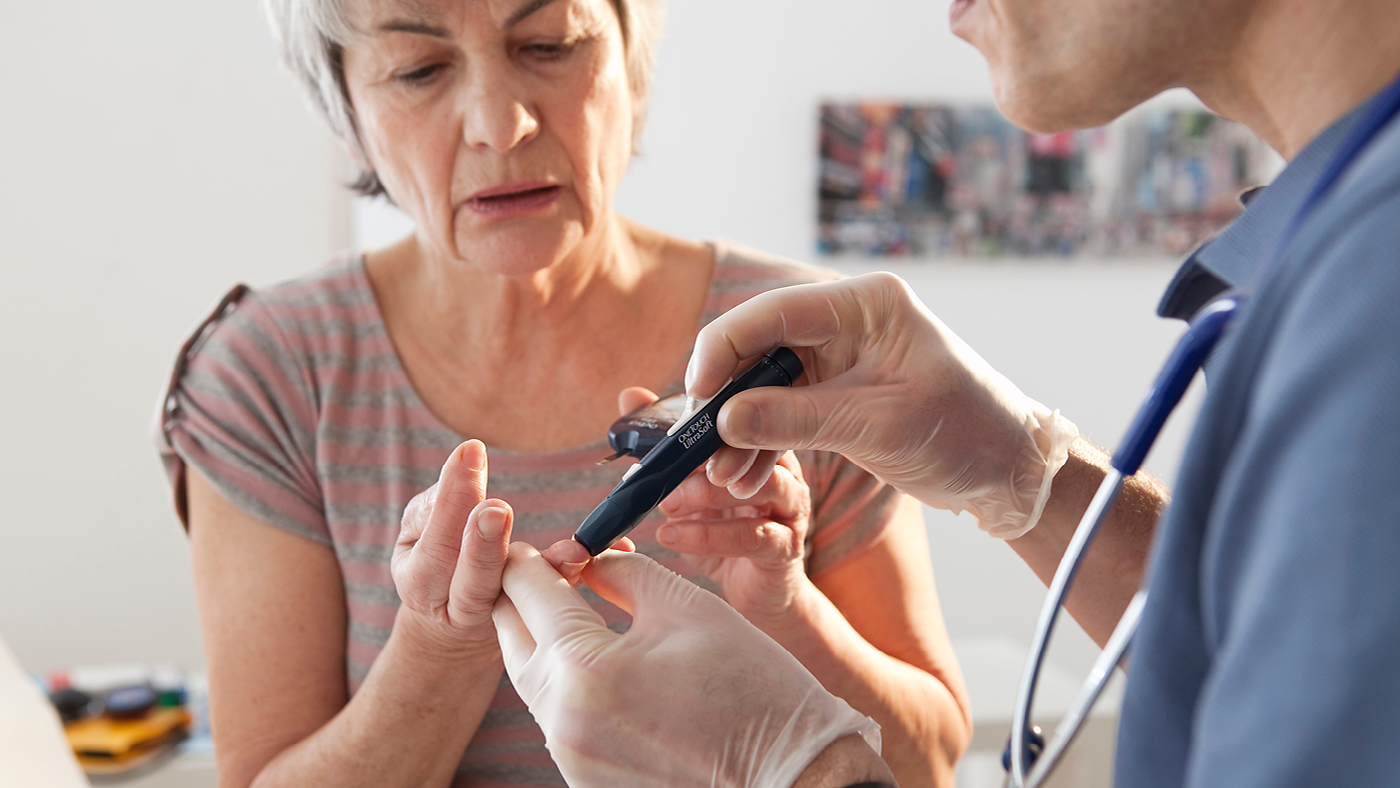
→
(472, 500, 512, 541)
(612, 536, 637, 553)
(707, 447, 758, 488)
(653, 522, 678, 548)
(541, 538, 591, 573)
(457, 438, 487, 466)
(617, 386, 658, 415)
(717, 396, 764, 449)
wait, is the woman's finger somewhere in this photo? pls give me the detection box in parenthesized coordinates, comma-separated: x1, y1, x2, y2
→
(415, 441, 489, 565)
(655, 517, 791, 561)
(446, 500, 514, 631)
(541, 537, 592, 585)
(706, 446, 760, 489)
(728, 449, 788, 500)
(617, 386, 659, 415)
(669, 453, 806, 521)
(397, 484, 436, 545)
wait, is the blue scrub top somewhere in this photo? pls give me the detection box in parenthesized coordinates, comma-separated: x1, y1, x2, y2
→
(1115, 87, 1400, 787)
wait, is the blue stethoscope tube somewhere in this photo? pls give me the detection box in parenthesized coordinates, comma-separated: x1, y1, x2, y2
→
(1005, 71, 1400, 788)
(1007, 297, 1240, 788)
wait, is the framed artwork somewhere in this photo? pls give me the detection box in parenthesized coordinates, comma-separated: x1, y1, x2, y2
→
(817, 103, 1278, 259)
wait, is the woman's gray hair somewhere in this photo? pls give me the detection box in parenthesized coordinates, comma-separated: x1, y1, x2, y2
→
(264, 0, 667, 198)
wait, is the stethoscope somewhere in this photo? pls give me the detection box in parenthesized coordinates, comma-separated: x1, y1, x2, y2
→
(1004, 72, 1400, 788)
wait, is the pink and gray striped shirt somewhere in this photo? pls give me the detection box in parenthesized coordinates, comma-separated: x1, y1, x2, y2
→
(157, 241, 903, 787)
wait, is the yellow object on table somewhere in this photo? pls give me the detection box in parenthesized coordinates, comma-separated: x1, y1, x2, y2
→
(66, 706, 191, 774)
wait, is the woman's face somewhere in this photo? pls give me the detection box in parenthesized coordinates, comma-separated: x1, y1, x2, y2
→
(342, 0, 634, 277)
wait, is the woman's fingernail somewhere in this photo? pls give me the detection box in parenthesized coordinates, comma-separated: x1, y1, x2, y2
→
(477, 507, 508, 539)
(561, 560, 588, 575)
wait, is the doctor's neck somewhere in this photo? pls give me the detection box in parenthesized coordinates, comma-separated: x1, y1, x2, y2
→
(1190, 0, 1400, 160)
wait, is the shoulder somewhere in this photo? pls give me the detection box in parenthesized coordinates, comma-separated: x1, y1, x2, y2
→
(707, 241, 843, 314)
(191, 253, 373, 367)
(231, 253, 373, 338)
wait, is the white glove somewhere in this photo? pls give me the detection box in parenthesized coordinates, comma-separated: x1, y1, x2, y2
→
(687, 272, 1078, 539)
(492, 544, 882, 788)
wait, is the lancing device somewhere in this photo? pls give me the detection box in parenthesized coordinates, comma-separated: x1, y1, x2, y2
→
(574, 347, 804, 555)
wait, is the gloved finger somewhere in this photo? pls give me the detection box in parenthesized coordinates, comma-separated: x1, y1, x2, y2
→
(446, 500, 513, 631)
(490, 595, 538, 697)
(685, 275, 891, 399)
(617, 386, 659, 415)
(579, 549, 692, 622)
(716, 383, 879, 457)
(655, 518, 793, 561)
(400, 440, 490, 598)
(500, 542, 609, 648)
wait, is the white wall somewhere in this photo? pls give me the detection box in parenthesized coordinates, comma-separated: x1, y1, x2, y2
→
(2, 0, 1204, 706)
(0, 1, 348, 672)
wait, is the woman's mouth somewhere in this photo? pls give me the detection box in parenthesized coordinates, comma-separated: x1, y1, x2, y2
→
(465, 183, 563, 218)
(949, 0, 977, 29)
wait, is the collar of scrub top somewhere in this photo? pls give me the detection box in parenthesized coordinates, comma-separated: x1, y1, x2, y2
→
(1158, 88, 1394, 324)
(1006, 72, 1400, 788)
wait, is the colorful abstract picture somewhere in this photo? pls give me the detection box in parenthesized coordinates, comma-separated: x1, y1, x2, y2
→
(817, 103, 1279, 258)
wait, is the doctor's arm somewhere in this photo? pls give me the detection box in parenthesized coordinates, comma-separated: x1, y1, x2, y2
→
(686, 273, 1165, 647)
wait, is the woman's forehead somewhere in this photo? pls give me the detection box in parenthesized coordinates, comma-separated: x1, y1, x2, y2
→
(345, 0, 583, 32)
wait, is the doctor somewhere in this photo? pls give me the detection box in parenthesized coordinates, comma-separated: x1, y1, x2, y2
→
(491, 0, 1400, 783)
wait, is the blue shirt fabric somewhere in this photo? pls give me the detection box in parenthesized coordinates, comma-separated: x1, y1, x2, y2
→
(1115, 86, 1400, 788)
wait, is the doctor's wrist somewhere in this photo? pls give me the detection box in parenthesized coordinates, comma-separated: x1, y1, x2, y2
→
(791, 732, 897, 788)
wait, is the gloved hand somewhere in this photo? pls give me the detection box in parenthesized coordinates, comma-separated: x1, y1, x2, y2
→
(688, 273, 1078, 539)
(617, 387, 815, 626)
(492, 543, 883, 788)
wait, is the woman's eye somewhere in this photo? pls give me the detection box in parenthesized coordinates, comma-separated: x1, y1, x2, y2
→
(395, 63, 444, 85)
(523, 41, 575, 61)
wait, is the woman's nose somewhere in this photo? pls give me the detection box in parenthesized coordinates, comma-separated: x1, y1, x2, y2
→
(460, 76, 540, 152)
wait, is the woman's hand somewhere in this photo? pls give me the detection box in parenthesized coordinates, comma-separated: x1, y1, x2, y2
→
(618, 387, 813, 624)
(391, 439, 515, 653)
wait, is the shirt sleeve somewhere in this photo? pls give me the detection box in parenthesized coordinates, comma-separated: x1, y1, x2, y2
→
(800, 449, 905, 576)
(154, 285, 329, 544)
(1184, 189, 1400, 787)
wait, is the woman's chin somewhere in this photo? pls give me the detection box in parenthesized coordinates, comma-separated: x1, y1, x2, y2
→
(451, 228, 584, 280)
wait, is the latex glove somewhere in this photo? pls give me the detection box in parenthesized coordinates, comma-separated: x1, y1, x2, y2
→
(391, 439, 515, 649)
(688, 273, 1078, 539)
(619, 387, 813, 624)
(492, 543, 882, 788)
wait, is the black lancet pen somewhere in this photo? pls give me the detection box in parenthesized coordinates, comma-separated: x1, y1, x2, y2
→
(573, 347, 804, 556)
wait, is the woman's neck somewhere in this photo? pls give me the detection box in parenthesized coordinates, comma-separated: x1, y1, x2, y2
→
(408, 213, 646, 345)
(364, 216, 715, 450)
(1191, 0, 1400, 159)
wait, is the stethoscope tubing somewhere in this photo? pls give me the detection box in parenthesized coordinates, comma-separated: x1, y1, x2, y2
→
(1004, 69, 1400, 788)
(1007, 297, 1242, 788)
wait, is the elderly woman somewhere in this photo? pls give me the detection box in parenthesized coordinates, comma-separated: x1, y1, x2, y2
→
(156, 0, 970, 786)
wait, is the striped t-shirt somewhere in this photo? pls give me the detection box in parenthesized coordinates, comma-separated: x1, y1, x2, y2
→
(156, 241, 903, 787)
